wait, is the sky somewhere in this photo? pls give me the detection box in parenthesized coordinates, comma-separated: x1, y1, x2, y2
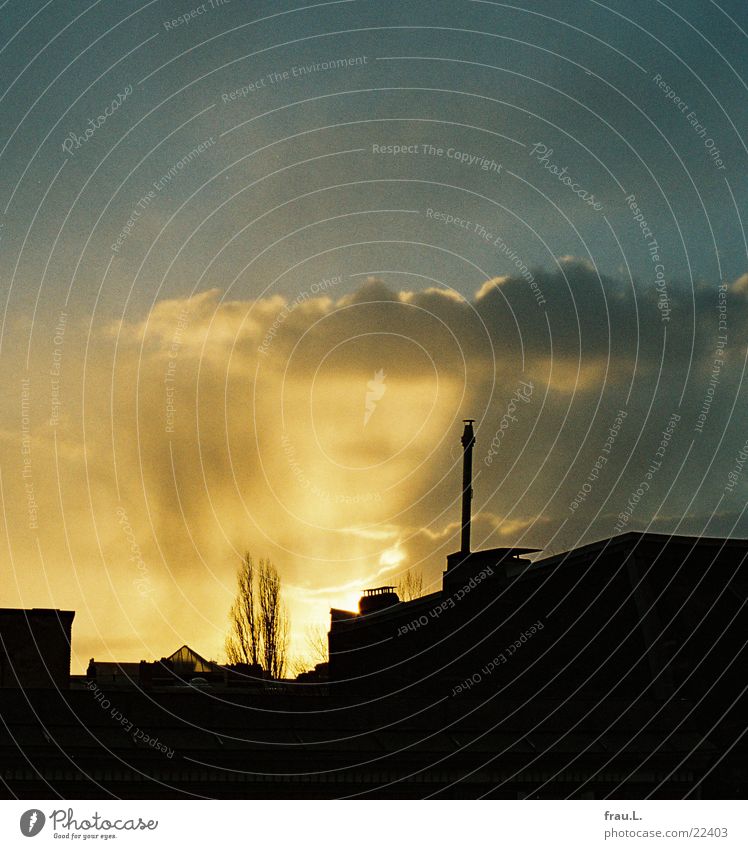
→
(0, 0, 746, 672)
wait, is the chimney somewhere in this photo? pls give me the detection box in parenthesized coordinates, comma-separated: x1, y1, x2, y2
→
(460, 419, 476, 553)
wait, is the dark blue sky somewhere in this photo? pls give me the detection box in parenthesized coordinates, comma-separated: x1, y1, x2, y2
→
(1, 0, 746, 319)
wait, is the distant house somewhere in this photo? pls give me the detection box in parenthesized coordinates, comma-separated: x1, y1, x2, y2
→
(87, 644, 265, 690)
(0, 608, 75, 689)
(85, 660, 142, 688)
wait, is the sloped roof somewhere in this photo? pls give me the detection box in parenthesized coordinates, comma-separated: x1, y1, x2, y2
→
(163, 645, 215, 673)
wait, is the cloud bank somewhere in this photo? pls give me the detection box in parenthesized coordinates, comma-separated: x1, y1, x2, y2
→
(2, 259, 747, 669)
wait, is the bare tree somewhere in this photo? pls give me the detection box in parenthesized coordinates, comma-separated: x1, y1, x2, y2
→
(291, 623, 329, 675)
(258, 558, 289, 679)
(225, 553, 259, 666)
(225, 554, 289, 678)
(397, 568, 424, 602)
(304, 623, 328, 665)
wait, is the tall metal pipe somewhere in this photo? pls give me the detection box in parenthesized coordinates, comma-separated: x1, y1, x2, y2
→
(460, 419, 475, 553)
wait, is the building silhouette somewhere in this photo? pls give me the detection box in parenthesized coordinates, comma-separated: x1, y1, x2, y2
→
(329, 422, 748, 712)
(85, 645, 265, 690)
(0, 421, 745, 799)
(0, 608, 74, 689)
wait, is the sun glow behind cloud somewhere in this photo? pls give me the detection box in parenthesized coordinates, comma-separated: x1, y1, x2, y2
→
(2, 265, 748, 671)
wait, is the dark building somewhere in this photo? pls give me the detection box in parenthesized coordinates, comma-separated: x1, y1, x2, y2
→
(329, 422, 748, 713)
(0, 608, 75, 689)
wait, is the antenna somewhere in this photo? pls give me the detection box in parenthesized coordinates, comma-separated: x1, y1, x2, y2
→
(460, 420, 476, 553)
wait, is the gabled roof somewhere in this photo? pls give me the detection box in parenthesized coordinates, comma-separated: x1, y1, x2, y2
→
(163, 645, 215, 673)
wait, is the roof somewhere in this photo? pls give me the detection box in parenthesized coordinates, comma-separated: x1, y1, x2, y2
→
(451, 547, 541, 556)
(162, 645, 215, 673)
(0, 607, 75, 619)
(535, 531, 748, 567)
